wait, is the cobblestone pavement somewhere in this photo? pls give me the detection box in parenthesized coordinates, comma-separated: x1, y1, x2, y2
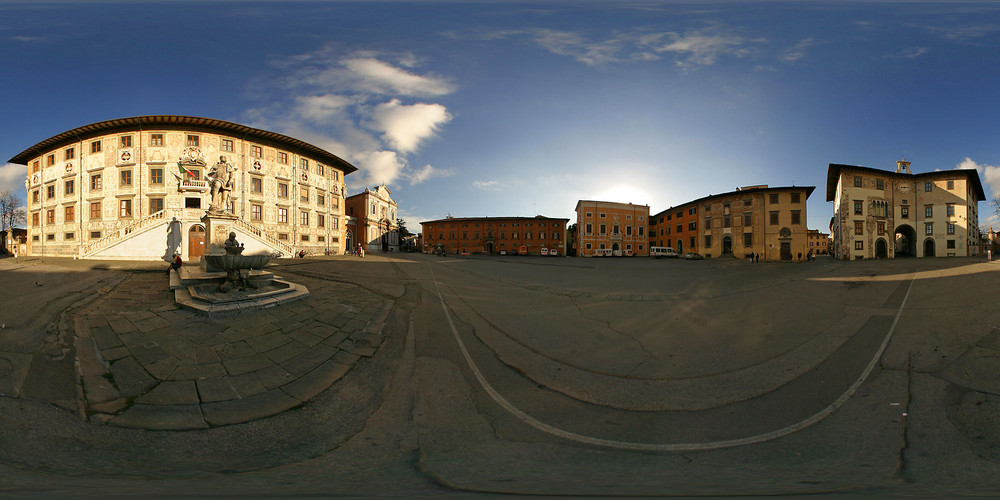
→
(73, 267, 392, 429)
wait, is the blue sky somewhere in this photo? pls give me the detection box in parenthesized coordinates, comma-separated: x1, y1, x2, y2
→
(3, 1, 1000, 231)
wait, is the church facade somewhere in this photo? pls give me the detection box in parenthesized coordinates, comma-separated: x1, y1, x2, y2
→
(10, 115, 358, 260)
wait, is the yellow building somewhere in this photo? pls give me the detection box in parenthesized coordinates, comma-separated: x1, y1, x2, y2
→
(827, 160, 985, 259)
(10, 116, 357, 260)
(807, 229, 831, 255)
(575, 200, 650, 256)
(694, 185, 815, 260)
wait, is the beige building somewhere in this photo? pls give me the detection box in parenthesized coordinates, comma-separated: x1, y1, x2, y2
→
(827, 160, 985, 260)
(10, 116, 357, 260)
(345, 184, 399, 253)
(575, 201, 650, 256)
(807, 229, 831, 255)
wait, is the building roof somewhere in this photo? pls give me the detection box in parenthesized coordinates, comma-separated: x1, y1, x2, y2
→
(651, 185, 817, 219)
(825, 163, 986, 202)
(574, 200, 650, 213)
(421, 215, 570, 225)
(8, 115, 358, 174)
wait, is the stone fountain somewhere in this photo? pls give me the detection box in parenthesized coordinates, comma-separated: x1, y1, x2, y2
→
(171, 232, 308, 316)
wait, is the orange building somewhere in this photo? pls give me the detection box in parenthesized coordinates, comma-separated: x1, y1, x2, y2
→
(420, 216, 569, 256)
(575, 201, 650, 256)
(649, 203, 700, 254)
(807, 229, 831, 255)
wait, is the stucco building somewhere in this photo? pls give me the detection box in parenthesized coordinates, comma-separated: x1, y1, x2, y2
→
(421, 216, 569, 255)
(649, 185, 816, 260)
(345, 184, 399, 253)
(575, 201, 650, 256)
(10, 116, 357, 260)
(807, 229, 831, 255)
(827, 160, 985, 260)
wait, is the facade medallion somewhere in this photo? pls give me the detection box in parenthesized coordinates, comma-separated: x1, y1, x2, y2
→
(251, 159, 263, 172)
(121, 150, 131, 162)
(179, 146, 206, 166)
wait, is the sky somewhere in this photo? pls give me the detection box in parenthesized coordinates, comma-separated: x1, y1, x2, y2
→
(2, 1, 1000, 232)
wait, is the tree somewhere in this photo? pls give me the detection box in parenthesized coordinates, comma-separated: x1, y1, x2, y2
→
(396, 218, 412, 238)
(0, 189, 26, 232)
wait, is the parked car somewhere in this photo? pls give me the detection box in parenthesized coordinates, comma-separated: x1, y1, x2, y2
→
(651, 247, 679, 259)
(541, 248, 549, 256)
(684, 252, 704, 260)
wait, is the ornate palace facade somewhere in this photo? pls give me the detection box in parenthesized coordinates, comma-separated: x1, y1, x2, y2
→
(10, 116, 357, 260)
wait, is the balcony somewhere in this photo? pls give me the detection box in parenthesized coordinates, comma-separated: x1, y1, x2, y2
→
(179, 179, 210, 192)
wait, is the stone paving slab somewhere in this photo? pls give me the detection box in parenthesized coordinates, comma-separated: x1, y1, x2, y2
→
(110, 403, 208, 430)
(201, 389, 301, 426)
(136, 381, 199, 405)
(281, 359, 352, 403)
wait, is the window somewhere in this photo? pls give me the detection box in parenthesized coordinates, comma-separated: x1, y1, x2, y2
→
(186, 135, 199, 147)
(45, 209, 54, 224)
(332, 170, 339, 181)
(705, 235, 712, 247)
(300, 158, 309, 171)
(854, 221, 863, 235)
(854, 200, 863, 215)
(46, 234, 54, 241)
(947, 204, 955, 217)
(723, 216, 730, 228)
(32, 160, 40, 173)
(769, 193, 779, 204)
(277, 182, 288, 198)
(925, 223, 933, 235)
(689, 221, 697, 230)
(185, 197, 201, 209)
(704, 217, 712, 229)
(119, 199, 132, 218)
(791, 192, 801, 203)
(585, 223, 592, 234)
(278, 233, 288, 241)
(947, 180, 954, 190)
(65, 147, 75, 160)
(32, 190, 39, 204)
(613, 224, 620, 234)
(149, 198, 164, 214)
(64, 206, 74, 222)
(318, 214, 325, 227)
(600, 213, 606, 218)
(150, 134, 163, 146)
(554, 232, 560, 239)
(925, 182, 932, 192)
(251, 145, 262, 158)
(877, 221, 885, 234)
(855, 241, 864, 250)
(251, 177, 262, 193)
(47, 185, 55, 199)
(278, 208, 288, 223)
(300, 211, 309, 226)
(854, 176, 862, 187)
(901, 207, 909, 219)
(90, 174, 102, 190)
(90, 202, 101, 220)
(525, 232, 532, 239)
(743, 213, 752, 226)
(65, 179, 74, 196)
(947, 222, 956, 234)
(301, 234, 310, 242)
(791, 211, 801, 225)
(626, 225, 632, 236)
(599, 224, 606, 235)
(47, 154, 55, 166)
(317, 193, 325, 206)
(90, 231, 101, 239)
(120, 136, 132, 148)
(638, 226, 644, 236)
(150, 168, 164, 185)
(32, 213, 39, 226)
(689, 207, 697, 215)
(769, 211, 779, 225)
(91, 141, 102, 153)
(251, 204, 262, 221)
(222, 139, 234, 152)
(277, 152, 288, 164)
(317, 164, 325, 176)
(925, 206, 933, 218)
(876, 179, 884, 190)
(300, 187, 309, 203)
(120, 169, 132, 187)
(744, 233, 752, 247)
(947, 240, 956, 249)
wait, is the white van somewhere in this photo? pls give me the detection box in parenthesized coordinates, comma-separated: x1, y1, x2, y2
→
(651, 246, 679, 259)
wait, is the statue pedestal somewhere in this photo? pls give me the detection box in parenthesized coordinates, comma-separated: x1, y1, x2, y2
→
(200, 211, 239, 271)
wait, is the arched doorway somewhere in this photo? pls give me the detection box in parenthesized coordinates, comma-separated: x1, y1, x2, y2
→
(345, 229, 353, 254)
(188, 225, 205, 259)
(894, 225, 916, 257)
(486, 242, 494, 254)
(924, 238, 936, 257)
(612, 242, 620, 251)
(875, 238, 888, 259)
(676, 239, 683, 253)
(722, 236, 732, 255)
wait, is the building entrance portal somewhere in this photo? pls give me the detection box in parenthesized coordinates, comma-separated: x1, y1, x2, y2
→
(895, 225, 916, 257)
(722, 236, 732, 255)
(677, 240, 683, 253)
(876, 238, 888, 259)
(188, 225, 205, 259)
(486, 242, 494, 254)
(924, 238, 936, 257)
(780, 241, 792, 260)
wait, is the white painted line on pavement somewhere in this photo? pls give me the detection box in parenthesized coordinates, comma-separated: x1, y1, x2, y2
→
(429, 263, 914, 451)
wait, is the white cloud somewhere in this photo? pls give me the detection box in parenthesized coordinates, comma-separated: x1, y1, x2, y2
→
(0, 163, 25, 194)
(781, 38, 814, 62)
(956, 157, 1000, 191)
(367, 99, 452, 154)
(532, 29, 624, 66)
(473, 180, 504, 191)
(294, 94, 355, 124)
(351, 150, 405, 188)
(409, 164, 453, 185)
(897, 47, 929, 59)
(638, 28, 752, 67)
(341, 57, 455, 97)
